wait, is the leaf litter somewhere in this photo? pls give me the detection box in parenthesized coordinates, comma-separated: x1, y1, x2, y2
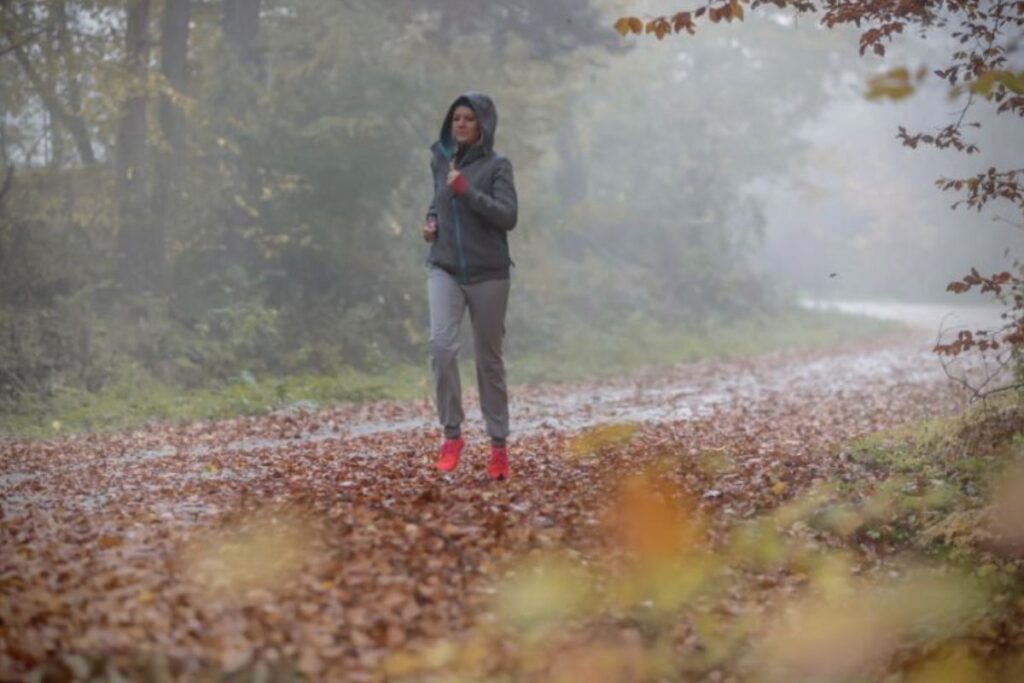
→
(0, 335, 984, 681)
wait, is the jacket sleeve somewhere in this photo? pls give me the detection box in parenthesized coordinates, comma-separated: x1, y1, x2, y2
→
(460, 157, 518, 232)
(426, 158, 439, 222)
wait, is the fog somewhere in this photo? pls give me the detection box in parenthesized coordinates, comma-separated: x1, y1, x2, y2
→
(1, 0, 1021, 404)
(584, 4, 1023, 307)
(756, 50, 1023, 302)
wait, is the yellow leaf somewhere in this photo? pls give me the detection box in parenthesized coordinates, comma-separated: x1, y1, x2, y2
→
(904, 650, 987, 683)
(380, 651, 425, 677)
(628, 17, 643, 34)
(866, 68, 915, 101)
(731, 0, 745, 20)
(613, 17, 632, 36)
(182, 510, 319, 599)
(772, 481, 787, 496)
(422, 640, 457, 668)
(498, 556, 592, 633)
(971, 70, 1024, 96)
(568, 423, 638, 458)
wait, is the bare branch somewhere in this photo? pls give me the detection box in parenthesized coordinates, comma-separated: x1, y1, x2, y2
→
(0, 27, 43, 58)
(993, 215, 1024, 232)
(936, 312, 1018, 401)
(0, 164, 12, 207)
(0, 3, 97, 165)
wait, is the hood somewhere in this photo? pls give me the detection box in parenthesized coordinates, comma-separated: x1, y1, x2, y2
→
(435, 91, 498, 161)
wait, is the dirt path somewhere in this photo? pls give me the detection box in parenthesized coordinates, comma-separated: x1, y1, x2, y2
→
(0, 333, 971, 680)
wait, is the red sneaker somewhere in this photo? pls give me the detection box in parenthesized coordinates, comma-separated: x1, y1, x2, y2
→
(488, 444, 510, 481)
(436, 437, 464, 472)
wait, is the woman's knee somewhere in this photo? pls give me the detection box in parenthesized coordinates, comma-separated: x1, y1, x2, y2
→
(476, 355, 505, 378)
(429, 336, 460, 363)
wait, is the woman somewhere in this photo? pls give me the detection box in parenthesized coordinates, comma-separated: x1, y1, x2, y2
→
(422, 91, 518, 480)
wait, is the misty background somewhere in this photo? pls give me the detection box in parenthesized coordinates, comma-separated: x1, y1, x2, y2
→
(0, 0, 1019, 423)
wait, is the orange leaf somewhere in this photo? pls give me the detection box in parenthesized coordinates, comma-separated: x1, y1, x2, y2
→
(606, 471, 700, 565)
(99, 534, 122, 549)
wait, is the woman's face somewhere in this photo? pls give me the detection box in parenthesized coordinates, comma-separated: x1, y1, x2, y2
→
(451, 105, 480, 145)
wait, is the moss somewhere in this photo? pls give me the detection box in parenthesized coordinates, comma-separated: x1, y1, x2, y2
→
(839, 397, 1024, 553)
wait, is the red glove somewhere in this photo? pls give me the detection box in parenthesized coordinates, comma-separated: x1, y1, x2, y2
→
(449, 172, 468, 196)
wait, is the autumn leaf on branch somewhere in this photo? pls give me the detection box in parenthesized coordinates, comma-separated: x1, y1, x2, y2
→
(614, 16, 644, 36)
(937, 168, 1024, 212)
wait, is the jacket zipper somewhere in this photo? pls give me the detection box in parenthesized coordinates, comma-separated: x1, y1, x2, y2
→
(450, 158, 468, 284)
(451, 197, 468, 284)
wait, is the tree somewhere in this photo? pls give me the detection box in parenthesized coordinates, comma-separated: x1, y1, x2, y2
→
(0, 0, 97, 165)
(217, 0, 263, 288)
(115, 0, 153, 293)
(151, 0, 191, 295)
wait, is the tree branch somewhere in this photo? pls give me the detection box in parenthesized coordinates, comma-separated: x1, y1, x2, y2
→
(0, 164, 12, 208)
(0, 4, 97, 165)
(0, 27, 43, 57)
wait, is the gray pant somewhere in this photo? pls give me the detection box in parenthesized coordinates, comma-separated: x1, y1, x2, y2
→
(427, 265, 510, 443)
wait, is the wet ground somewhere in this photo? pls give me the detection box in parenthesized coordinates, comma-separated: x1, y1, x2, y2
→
(0, 309, 1000, 680)
(0, 334, 952, 520)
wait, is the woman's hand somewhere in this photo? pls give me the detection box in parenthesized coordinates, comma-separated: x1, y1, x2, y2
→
(422, 216, 438, 242)
(446, 160, 468, 195)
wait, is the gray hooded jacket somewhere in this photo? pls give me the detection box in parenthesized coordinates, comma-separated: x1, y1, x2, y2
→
(426, 92, 518, 284)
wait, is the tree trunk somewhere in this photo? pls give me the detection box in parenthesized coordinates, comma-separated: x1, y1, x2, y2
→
(159, 0, 190, 155)
(56, 0, 86, 164)
(116, 0, 153, 293)
(555, 113, 588, 211)
(152, 0, 191, 294)
(219, 0, 262, 279)
(223, 0, 262, 72)
(39, 2, 64, 168)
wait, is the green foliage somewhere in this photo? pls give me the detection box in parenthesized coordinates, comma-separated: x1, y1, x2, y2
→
(0, 1, 854, 418)
(0, 306, 899, 438)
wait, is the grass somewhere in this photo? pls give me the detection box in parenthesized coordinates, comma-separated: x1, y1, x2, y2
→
(835, 396, 1024, 561)
(509, 307, 903, 385)
(0, 307, 903, 440)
